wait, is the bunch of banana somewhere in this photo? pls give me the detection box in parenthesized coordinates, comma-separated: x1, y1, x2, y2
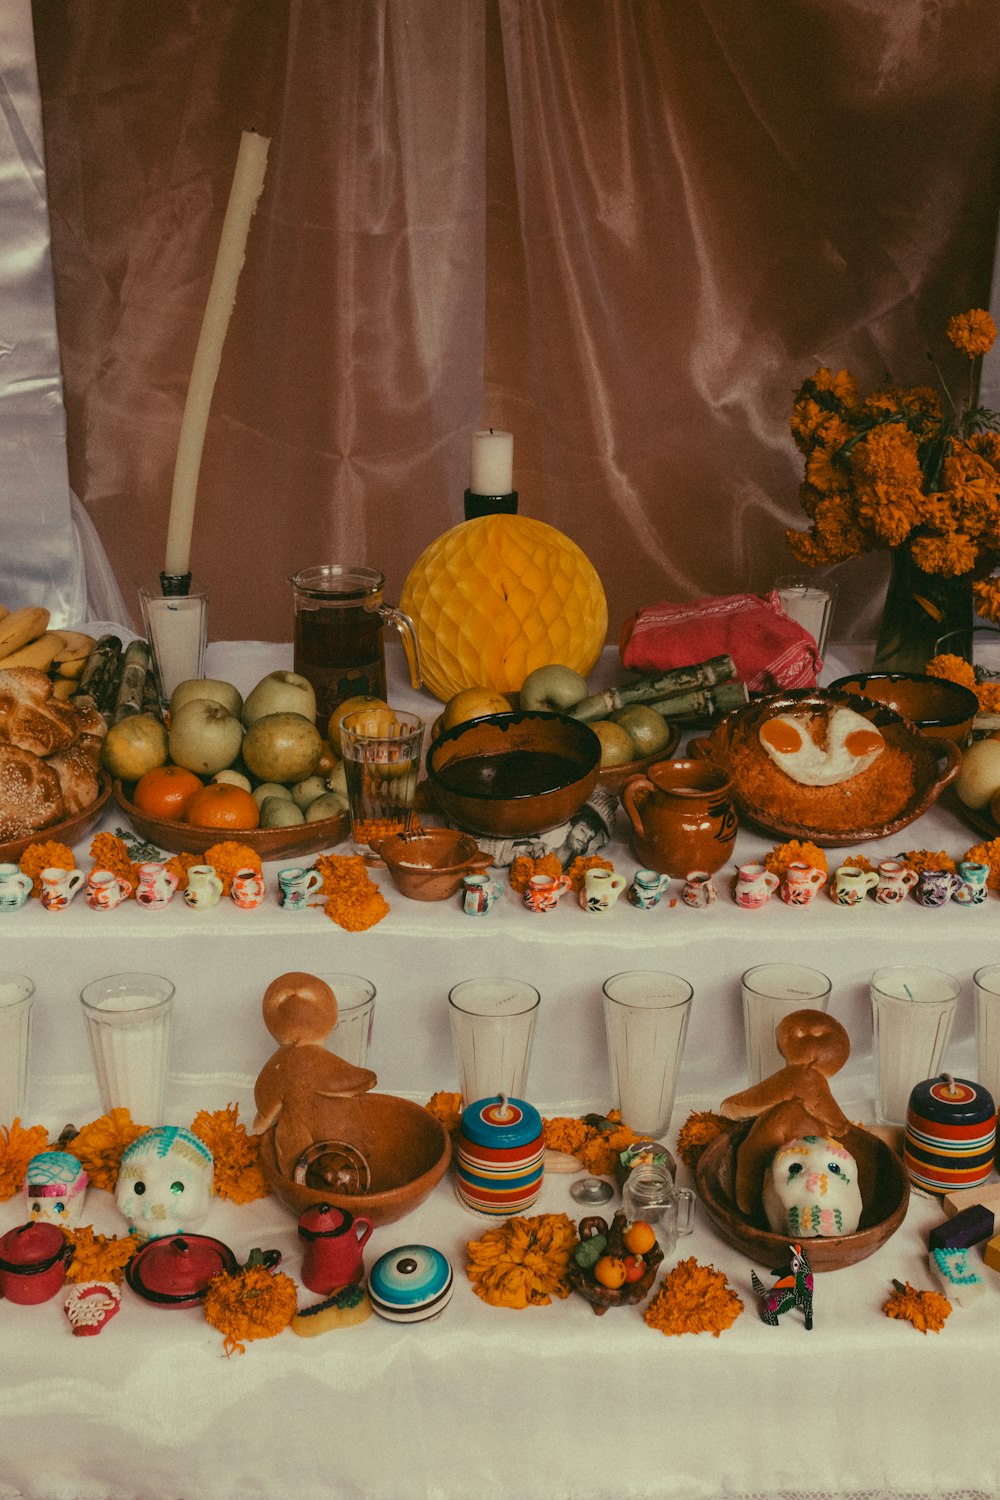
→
(0, 605, 98, 700)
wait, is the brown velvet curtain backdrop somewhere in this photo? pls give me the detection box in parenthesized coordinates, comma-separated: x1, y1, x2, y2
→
(31, 0, 1000, 656)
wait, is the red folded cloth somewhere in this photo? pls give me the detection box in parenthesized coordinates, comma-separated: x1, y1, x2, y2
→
(619, 591, 821, 693)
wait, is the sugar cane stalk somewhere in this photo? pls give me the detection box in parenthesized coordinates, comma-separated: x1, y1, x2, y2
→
(570, 655, 738, 722)
(113, 640, 153, 723)
(71, 634, 123, 719)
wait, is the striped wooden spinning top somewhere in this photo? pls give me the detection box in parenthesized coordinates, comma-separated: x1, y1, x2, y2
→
(456, 1093, 545, 1217)
(904, 1074, 997, 1196)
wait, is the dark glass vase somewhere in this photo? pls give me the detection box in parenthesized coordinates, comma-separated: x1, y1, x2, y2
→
(874, 547, 973, 673)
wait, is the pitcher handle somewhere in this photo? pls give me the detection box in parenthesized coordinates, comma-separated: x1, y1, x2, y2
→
(621, 775, 655, 840)
(380, 604, 422, 691)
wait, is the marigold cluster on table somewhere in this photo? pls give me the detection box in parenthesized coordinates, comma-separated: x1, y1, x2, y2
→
(841, 853, 875, 873)
(203, 1262, 299, 1356)
(314, 853, 389, 931)
(900, 848, 956, 876)
(541, 1110, 641, 1177)
(191, 1104, 269, 1204)
(63, 1225, 141, 1284)
(508, 852, 563, 893)
(425, 1091, 463, 1138)
(64, 1108, 149, 1192)
(644, 1256, 744, 1337)
(89, 832, 139, 895)
(0, 1118, 50, 1200)
(201, 843, 263, 897)
(675, 1110, 727, 1169)
(466, 1213, 577, 1308)
(764, 840, 828, 879)
(883, 1279, 951, 1334)
(927, 654, 1000, 715)
(19, 840, 75, 896)
(564, 854, 615, 892)
(166, 850, 199, 890)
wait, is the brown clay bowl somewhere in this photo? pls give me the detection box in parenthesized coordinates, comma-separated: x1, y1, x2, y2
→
(0, 772, 112, 864)
(113, 779, 350, 859)
(259, 1092, 451, 1227)
(828, 671, 978, 747)
(425, 710, 601, 837)
(695, 1120, 909, 1273)
(689, 690, 960, 845)
(374, 827, 492, 900)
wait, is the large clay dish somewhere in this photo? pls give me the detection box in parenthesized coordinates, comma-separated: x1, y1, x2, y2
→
(0, 772, 112, 864)
(260, 1092, 451, 1227)
(113, 780, 350, 859)
(695, 1120, 909, 1273)
(688, 690, 960, 845)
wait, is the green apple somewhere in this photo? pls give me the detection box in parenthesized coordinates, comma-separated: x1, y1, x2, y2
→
(170, 677, 243, 720)
(612, 704, 673, 758)
(168, 699, 245, 775)
(243, 670, 317, 727)
(519, 663, 589, 713)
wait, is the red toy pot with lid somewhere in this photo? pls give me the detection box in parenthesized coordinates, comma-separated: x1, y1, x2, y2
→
(298, 1202, 373, 1295)
(0, 1221, 69, 1304)
(125, 1234, 240, 1308)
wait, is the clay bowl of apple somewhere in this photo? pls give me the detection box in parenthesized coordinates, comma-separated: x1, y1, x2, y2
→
(373, 827, 493, 900)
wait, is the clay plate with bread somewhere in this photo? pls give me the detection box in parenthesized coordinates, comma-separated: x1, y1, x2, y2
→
(689, 689, 960, 845)
(113, 780, 350, 860)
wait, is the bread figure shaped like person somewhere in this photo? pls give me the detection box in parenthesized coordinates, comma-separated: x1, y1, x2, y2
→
(253, 972, 377, 1177)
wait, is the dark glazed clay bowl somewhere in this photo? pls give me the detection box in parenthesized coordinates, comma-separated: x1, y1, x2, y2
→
(375, 827, 492, 900)
(425, 711, 601, 837)
(828, 672, 978, 746)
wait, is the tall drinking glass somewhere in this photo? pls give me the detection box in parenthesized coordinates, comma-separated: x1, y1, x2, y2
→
(0, 974, 34, 1123)
(340, 709, 424, 854)
(448, 978, 540, 1106)
(741, 964, 831, 1084)
(870, 965, 960, 1125)
(80, 973, 175, 1123)
(973, 964, 1000, 1108)
(317, 973, 377, 1069)
(602, 971, 693, 1138)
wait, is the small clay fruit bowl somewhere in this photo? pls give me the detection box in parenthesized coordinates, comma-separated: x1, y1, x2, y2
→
(260, 1092, 451, 1227)
(828, 671, 978, 747)
(567, 1211, 664, 1314)
(694, 1120, 909, 1273)
(374, 827, 492, 900)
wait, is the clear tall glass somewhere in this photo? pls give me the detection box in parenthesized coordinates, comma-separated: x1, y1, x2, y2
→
(80, 973, 175, 1123)
(138, 582, 208, 703)
(448, 978, 540, 1106)
(741, 964, 831, 1084)
(340, 709, 424, 854)
(0, 974, 34, 1123)
(602, 971, 693, 1138)
(973, 964, 1000, 1109)
(870, 965, 960, 1126)
(317, 973, 377, 1069)
(773, 573, 837, 658)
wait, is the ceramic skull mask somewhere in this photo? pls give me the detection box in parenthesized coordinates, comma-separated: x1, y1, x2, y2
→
(762, 1134, 862, 1238)
(115, 1127, 214, 1244)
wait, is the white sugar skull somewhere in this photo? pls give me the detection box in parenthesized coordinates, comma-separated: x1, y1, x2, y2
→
(115, 1126, 214, 1244)
(762, 1134, 862, 1238)
(24, 1150, 89, 1227)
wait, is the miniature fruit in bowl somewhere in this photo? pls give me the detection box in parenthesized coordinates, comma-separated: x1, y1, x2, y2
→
(101, 713, 169, 782)
(622, 1220, 656, 1255)
(168, 700, 245, 776)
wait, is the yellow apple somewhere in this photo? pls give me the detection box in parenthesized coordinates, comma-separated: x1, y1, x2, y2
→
(441, 686, 512, 731)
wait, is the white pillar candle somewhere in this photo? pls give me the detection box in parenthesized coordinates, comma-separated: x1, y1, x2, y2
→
(469, 429, 514, 496)
(164, 130, 270, 576)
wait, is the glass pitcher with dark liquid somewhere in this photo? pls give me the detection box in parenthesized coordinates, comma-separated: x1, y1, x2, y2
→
(290, 565, 421, 724)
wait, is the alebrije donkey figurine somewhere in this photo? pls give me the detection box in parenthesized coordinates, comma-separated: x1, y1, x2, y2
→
(751, 1242, 814, 1330)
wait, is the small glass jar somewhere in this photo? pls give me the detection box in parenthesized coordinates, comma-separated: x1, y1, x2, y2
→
(622, 1164, 695, 1255)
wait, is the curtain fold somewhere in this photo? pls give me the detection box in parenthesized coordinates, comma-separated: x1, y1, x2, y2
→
(30, 0, 1000, 649)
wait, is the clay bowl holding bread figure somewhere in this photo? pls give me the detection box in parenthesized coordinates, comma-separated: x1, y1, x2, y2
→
(374, 826, 492, 901)
(694, 1008, 908, 1272)
(689, 689, 960, 845)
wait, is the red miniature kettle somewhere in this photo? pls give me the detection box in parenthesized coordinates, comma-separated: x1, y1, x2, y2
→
(298, 1202, 373, 1295)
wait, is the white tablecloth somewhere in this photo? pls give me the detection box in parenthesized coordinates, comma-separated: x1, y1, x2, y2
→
(2, 639, 999, 1500)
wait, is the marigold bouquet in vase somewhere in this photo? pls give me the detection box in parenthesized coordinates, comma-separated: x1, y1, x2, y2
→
(787, 309, 1000, 671)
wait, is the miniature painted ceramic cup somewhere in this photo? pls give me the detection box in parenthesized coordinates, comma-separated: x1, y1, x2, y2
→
(780, 861, 826, 907)
(953, 860, 990, 906)
(875, 859, 918, 905)
(630, 869, 670, 908)
(0, 864, 33, 912)
(85, 868, 132, 911)
(682, 870, 716, 908)
(277, 866, 323, 909)
(298, 1202, 374, 1295)
(183, 865, 224, 911)
(134, 862, 179, 910)
(579, 868, 626, 913)
(831, 865, 878, 906)
(734, 863, 779, 910)
(461, 873, 504, 915)
(39, 866, 85, 911)
(230, 866, 266, 909)
(915, 868, 962, 908)
(522, 873, 572, 913)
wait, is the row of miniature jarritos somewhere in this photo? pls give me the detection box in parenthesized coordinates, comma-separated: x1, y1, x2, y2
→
(0, 859, 321, 913)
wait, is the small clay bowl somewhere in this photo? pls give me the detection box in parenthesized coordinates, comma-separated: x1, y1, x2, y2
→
(260, 1092, 451, 1227)
(828, 671, 978, 746)
(694, 1120, 909, 1273)
(425, 710, 601, 838)
(374, 827, 492, 901)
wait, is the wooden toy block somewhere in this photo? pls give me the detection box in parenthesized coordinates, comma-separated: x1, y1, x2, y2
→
(929, 1203, 995, 1251)
(942, 1182, 1000, 1219)
(984, 1234, 1000, 1274)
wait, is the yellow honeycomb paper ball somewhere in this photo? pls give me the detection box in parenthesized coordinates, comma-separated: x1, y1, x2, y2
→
(401, 514, 608, 703)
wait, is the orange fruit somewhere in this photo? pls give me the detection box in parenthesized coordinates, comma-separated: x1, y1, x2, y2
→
(622, 1220, 657, 1256)
(593, 1255, 628, 1290)
(132, 764, 203, 821)
(184, 782, 260, 830)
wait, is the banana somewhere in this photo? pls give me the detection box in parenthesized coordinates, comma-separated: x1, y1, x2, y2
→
(0, 606, 49, 659)
(54, 653, 90, 681)
(51, 676, 76, 700)
(0, 630, 64, 672)
(52, 631, 98, 663)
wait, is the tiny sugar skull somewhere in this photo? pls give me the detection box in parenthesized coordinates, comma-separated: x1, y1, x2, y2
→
(762, 1135, 862, 1239)
(24, 1151, 89, 1227)
(115, 1126, 214, 1244)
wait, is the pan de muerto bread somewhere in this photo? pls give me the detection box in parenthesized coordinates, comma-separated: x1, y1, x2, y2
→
(0, 668, 78, 757)
(0, 743, 64, 840)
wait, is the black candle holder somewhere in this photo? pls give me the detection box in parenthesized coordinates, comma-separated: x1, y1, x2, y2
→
(463, 490, 518, 521)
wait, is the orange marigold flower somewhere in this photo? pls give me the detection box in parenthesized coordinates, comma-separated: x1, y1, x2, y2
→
(19, 840, 75, 897)
(565, 854, 614, 892)
(543, 1115, 591, 1157)
(805, 443, 848, 495)
(89, 832, 138, 896)
(926, 654, 978, 690)
(975, 682, 1000, 714)
(973, 578, 1000, 625)
(644, 1256, 744, 1337)
(191, 1104, 270, 1204)
(764, 840, 828, 879)
(0, 1118, 49, 1200)
(963, 839, 1000, 890)
(165, 850, 199, 891)
(203, 1261, 299, 1356)
(466, 1213, 577, 1308)
(810, 366, 858, 405)
(675, 1110, 727, 1169)
(63, 1224, 141, 1284)
(910, 532, 978, 576)
(425, 1091, 464, 1138)
(946, 309, 997, 359)
(202, 842, 262, 898)
(64, 1108, 148, 1192)
(900, 849, 956, 877)
(507, 852, 563, 894)
(884, 1278, 951, 1333)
